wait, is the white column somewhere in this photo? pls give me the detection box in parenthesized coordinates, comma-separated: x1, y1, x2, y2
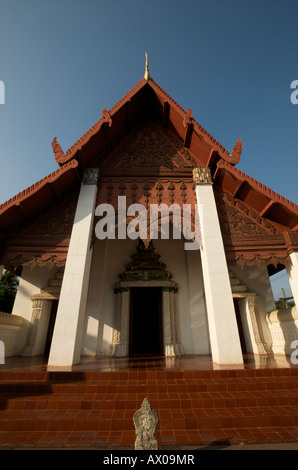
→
(287, 252, 298, 308)
(48, 169, 99, 367)
(193, 168, 243, 365)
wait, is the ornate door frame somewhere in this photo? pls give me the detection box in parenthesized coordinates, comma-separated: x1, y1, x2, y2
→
(109, 241, 183, 357)
(110, 279, 183, 357)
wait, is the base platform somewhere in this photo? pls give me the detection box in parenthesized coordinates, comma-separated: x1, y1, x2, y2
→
(0, 355, 297, 448)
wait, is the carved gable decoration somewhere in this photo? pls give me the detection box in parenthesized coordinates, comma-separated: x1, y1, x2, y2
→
(18, 193, 78, 241)
(1, 192, 79, 269)
(215, 189, 277, 237)
(119, 240, 173, 282)
(100, 123, 197, 171)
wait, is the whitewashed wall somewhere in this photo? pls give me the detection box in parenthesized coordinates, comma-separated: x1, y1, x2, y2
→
(82, 238, 210, 356)
(11, 265, 59, 353)
(229, 264, 275, 352)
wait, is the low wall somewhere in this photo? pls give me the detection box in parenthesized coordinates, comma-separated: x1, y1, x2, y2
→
(266, 306, 298, 355)
(0, 312, 24, 358)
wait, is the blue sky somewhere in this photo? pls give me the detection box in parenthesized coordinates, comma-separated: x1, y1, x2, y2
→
(0, 0, 297, 298)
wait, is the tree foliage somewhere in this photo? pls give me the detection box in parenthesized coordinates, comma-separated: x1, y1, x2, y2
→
(275, 300, 295, 310)
(0, 270, 19, 313)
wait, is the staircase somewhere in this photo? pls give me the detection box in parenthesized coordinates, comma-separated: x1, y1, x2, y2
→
(0, 368, 298, 448)
(229, 270, 249, 294)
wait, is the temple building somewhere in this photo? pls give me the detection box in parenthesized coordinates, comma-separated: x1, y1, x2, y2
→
(0, 63, 298, 368)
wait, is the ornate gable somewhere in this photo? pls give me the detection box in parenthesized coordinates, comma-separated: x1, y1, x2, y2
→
(99, 122, 198, 172)
(214, 188, 289, 268)
(215, 189, 277, 237)
(0, 191, 79, 270)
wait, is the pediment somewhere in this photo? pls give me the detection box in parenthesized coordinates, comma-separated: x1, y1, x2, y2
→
(100, 122, 198, 172)
(215, 188, 277, 236)
(1, 192, 79, 269)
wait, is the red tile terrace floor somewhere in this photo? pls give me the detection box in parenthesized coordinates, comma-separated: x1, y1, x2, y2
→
(0, 354, 298, 448)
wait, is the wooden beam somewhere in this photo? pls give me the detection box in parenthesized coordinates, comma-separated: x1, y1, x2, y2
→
(125, 100, 132, 132)
(102, 121, 111, 149)
(15, 202, 31, 219)
(232, 180, 248, 199)
(213, 165, 224, 184)
(163, 101, 170, 129)
(183, 108, 194, 148)
(46, 181, 59, 201)
(184, 122, 193, 148)
(259, 200, 276, 217)
(206, 149, 218, 169)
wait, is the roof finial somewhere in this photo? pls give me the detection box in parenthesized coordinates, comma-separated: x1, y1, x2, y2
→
(144, 52, 150, 81)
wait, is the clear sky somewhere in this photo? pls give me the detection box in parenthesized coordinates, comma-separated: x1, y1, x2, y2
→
(0, 0, 297, 298)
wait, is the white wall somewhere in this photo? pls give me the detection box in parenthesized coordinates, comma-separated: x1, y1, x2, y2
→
(155, 239, 210, 354)
(229, 264, 275, 350)
(11, 265, 59, 353)
(83, 237, 210, 356)
(83, 238, 136, 355)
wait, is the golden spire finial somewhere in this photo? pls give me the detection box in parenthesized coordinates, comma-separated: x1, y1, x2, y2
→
(144, 52, 150, 81)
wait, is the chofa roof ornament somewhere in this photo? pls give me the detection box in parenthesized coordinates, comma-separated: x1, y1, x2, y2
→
(51, 137, 65, 162)
(229, 137, 243, 165)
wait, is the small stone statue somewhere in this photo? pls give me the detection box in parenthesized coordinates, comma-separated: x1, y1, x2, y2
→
(133, 398, 159, 450)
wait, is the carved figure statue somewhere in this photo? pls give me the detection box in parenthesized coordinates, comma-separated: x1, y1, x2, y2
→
(133, 398, 159, 450)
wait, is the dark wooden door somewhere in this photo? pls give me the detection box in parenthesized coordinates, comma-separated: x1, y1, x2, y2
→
(129, 288, 163, 355)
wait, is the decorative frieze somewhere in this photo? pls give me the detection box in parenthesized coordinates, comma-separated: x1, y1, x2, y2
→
(193, 167, 212, 185)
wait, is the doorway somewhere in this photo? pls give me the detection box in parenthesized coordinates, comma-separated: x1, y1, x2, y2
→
(43, 299, 58, 358)
(233, 298, 247, 354)
(129, 287, 163, 355)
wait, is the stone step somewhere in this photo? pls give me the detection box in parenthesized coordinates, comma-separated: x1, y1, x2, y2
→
(0, 368, 298, 447)
(231, 285, 248, 293)
(230, 277, 242, 285)
(48, 279, 62, 287)
(2, 390, 297, 413)
(1, 377, 298, 395)
(1, 404, 297, 430)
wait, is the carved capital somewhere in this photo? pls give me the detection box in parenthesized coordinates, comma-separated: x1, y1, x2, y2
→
(82, 168, 100, 185)
(193, 167, 212, 185)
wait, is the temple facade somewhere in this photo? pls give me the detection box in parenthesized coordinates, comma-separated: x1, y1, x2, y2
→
(0, 72, 298, 367)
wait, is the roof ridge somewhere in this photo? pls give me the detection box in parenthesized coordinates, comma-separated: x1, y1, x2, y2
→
(148, 79, 231, 158)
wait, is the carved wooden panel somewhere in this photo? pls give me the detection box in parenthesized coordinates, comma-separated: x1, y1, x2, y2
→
(100, 123, 197, 171)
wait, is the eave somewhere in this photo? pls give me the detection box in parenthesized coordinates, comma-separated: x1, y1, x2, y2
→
(0, 159, 80, 233)
(213, 159, 298, 230)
